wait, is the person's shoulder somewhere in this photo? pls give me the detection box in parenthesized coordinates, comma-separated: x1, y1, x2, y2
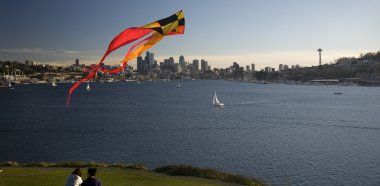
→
(95, 178, 102, 186)
(81, 178, 90, 186)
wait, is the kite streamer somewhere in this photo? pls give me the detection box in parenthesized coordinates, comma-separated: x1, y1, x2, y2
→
(67, 10, 185, 106)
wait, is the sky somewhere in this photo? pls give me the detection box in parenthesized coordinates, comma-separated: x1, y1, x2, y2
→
(0, 0, 379, 69)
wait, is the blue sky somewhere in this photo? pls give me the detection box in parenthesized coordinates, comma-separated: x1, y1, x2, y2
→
(0, 0, 379, 69)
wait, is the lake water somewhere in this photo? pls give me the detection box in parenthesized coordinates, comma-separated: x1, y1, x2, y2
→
(1, 80, 379, 185)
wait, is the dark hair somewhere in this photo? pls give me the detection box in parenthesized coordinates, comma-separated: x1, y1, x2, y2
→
(72, 168, 82, 177)
(87, 168, 97, 177)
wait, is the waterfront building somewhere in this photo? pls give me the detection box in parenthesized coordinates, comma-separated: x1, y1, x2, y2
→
(251, 63, 255, 71)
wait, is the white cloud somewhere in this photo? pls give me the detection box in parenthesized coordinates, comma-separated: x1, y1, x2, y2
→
(0, 48, 56, 54)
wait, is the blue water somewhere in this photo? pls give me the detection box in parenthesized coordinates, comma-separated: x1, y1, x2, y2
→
(1, 80, 380, 185)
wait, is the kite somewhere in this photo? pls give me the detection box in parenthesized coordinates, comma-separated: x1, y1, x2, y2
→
(67, 10, 185, 106)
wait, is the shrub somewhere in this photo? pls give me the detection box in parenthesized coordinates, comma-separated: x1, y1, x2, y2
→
(154, 165, 265, 186)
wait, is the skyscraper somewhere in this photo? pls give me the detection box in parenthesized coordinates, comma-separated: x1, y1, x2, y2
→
(246, 65, 250, 72)
(201, 59, 208, 73)
(251, 63, 255, 71)
(179, 55, 185, 73)
(168, 57, 174, 66)
(193, 60, 199, 72)
(137, 56, 144, 73)
(179, 55, 185, 65)
(279, 64, 283, 72)
(148, 52, 154, 70)
(75, 59, 79, 66)
(144, 51, 154, 71)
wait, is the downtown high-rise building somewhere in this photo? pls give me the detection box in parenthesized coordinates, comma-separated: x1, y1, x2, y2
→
(193, 60, 199, 72)
(201, 59, 208, 73)
(137, 56, 144, 72)
(251, 63, 255, 71)
(137, 51, 155, 73)
(179, 55, 185, 65)
(179, 55, 185, 73)
(279, 64, 284, 72)
(145, 51, 154, 71)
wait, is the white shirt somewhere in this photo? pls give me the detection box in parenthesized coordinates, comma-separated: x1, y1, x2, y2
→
(65, 174, 83, 186)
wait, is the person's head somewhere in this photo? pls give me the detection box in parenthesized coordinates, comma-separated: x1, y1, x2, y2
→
(87, 168, 97, 177)
(72, 168, 81, 177)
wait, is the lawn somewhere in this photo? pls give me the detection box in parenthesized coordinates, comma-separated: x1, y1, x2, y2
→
(0, 167, 239, 186)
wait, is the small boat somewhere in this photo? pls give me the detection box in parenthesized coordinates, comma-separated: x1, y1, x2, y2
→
(177, 82, 182, 88)
(8, 82, 14, 89)
(334, 92, 343, 95)
(137, 81, 140, 84)
(52, 80, 57, 87)
(86, 83, 91, 91)
(213, 92, 224, 106)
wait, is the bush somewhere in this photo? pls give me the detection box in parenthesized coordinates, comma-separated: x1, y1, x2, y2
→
(23, 162, 53, 167)
(0, 161, 19, 166)
(154, 165, 265, 186)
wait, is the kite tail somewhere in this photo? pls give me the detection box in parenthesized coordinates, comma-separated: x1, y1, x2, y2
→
(66, 34, 155, 107)
(66, 10, 184, 107)
(66, 70, 97, 107)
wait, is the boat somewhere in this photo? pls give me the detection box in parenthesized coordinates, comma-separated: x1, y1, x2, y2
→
(9, 82, 15, 89)
(86, 83, 91, 91)
(52, 80, 57, 87)
(177, 82, 182, 88)
(213, 92, 224, 106)
(334, 92, 343, 95)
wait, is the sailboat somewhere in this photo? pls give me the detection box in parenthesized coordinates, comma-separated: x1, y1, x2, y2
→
(9, 82, 15, 89)
(86, 83, 91, 91)
(213, 92, 224, 106)
(177, 82, 182, 88)
(52, 80, 57, 87)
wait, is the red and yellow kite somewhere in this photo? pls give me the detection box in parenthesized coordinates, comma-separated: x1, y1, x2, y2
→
(67, 10, 185, 106)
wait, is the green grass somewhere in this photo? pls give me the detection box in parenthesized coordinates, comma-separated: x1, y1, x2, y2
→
(0, 167, 238, 186)
(0, 162, 265, 186)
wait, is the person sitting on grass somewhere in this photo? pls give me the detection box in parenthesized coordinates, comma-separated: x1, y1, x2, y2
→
(65, 168, 82, 186)
(81, 168, 102, 186)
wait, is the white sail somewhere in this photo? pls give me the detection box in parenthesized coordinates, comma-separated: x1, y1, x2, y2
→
(52, 81, 57, 87)
(177, 82, 181, 88)
(8, 82, 11, 87)
(86, 83, 91, 91)
(213, 92, 224, 106)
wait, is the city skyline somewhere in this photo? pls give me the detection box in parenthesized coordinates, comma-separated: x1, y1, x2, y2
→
(1, 0, 379, 69)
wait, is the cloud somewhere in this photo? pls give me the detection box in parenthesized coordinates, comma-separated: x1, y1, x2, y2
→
(58, 49, 81, 55)
(0, 48, 56, 54)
